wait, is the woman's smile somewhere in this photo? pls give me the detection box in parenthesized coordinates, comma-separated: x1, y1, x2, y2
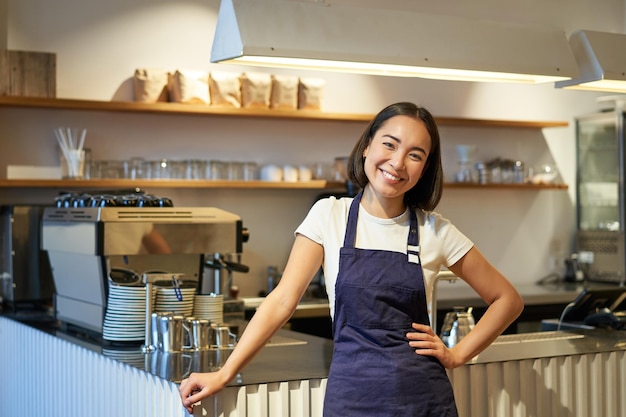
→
(381, 168, 402, 182)
(362, 115, 432, 211)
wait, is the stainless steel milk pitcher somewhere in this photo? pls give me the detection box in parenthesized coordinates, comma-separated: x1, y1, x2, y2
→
(210, 324, 237, 348)
(439, 306, 475, 348)
(151, 312, 173, 350)
(185, 317, 211, 351)
(159, 315, 192, 352)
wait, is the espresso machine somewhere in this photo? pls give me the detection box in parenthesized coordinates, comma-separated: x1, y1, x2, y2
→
(41, 205, 247, 334)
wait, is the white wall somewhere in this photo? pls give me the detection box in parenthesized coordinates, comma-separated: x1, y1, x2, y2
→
(1, 0, 624, 296)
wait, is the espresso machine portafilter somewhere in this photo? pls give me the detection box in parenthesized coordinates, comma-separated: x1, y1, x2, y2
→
(41, 206, 248, 334)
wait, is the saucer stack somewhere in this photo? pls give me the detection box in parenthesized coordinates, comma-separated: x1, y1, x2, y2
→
(154, 286, 196, 316)
(193, 293, 224, 324)
(103, 282, 147, 342)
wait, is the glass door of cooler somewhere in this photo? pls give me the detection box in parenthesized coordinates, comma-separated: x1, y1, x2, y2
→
(576, 111, 626, 285)
(576, 112, 623, 232)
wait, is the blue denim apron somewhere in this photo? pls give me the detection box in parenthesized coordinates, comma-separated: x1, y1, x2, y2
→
(323, 192, 458, 416)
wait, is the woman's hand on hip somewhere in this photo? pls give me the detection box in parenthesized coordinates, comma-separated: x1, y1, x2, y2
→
(406, 322, 463, 369)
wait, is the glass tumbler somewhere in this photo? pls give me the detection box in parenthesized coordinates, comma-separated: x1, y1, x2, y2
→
(184, 159, 206, 180)
(228, 161, 245, 180)
(243, 162, 258, 181)
(209, 160, 227, 180)
(129, 157, 145, 179)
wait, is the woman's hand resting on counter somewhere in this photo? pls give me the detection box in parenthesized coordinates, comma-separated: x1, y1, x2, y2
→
(178, 236, 324, 413)
(179, 370, 231, 413)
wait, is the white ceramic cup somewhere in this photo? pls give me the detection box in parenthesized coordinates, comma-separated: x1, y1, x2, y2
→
(283, 165, 299, 182)
(260, 164, 283, 181)
(298, 165, 312, 181)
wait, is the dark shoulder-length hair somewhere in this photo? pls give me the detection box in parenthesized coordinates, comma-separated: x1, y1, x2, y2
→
(346, 102, 444, 211)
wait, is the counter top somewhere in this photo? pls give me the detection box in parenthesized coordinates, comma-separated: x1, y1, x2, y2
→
(6, 307, 626, 380)
(10, 314, 332, 385)
(3, 281, 624, 390)
(472, 328, 626, 364)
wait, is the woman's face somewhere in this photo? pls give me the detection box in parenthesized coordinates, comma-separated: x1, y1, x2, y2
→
(362, 115, 431, 203)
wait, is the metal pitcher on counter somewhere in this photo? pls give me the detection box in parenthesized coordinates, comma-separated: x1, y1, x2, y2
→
(159, 315, 192, 352)
(439, 306, 475, 348)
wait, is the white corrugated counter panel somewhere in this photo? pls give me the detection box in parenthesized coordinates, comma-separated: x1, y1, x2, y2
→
(448, 351, 626, 417)
(0, 316, 185, 417)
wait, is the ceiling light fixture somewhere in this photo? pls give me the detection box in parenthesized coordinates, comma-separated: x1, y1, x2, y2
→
(555, 30, 626, 93)
(210, 0, 577, 84)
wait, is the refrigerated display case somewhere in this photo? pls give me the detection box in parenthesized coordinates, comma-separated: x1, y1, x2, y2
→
(576, 111, 626, 285)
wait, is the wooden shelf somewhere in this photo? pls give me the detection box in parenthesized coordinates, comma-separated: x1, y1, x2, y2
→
(0, 178, 347, 190)
(0, 97, 570, 193)
(444, 182, 568, 190)
(0, 96, 569, 128)
(0, 178, 567, 190)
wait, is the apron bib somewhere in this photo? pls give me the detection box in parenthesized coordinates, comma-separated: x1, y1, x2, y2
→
(323, 191, 458, 417)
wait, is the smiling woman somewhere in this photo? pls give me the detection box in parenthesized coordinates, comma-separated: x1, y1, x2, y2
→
(178, 102, 523, 417)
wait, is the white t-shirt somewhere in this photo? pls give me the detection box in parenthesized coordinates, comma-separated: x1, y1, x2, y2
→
(295, 196, 474, 319)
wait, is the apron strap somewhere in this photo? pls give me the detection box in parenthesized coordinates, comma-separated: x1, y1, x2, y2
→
(343, 190, 363, 248)
(407, 207, 420, 264)
(344, 190, 421, 264)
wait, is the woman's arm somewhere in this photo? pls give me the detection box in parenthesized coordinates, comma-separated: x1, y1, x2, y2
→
(407, 246, 523, 368)
(446, 246, 524, 363)
(179, 234, 324, 412)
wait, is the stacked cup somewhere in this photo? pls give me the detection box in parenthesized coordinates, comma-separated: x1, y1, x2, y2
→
(153, 284, 196, 316)
(193, 293, 224, 324)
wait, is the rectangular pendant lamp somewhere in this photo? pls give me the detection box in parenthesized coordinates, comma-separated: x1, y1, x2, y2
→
(555, 30, 626, 93)
(210, 0, 577, 84)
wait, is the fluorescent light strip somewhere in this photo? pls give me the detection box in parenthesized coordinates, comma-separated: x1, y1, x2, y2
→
(561, 80, 626, 93)
(226, 56, 568, 84)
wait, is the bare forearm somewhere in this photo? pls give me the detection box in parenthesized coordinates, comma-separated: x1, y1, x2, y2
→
(180, 235, 323, 407)
(451, 293, 523, 364)
(445, 247, 525, 366)
(216, 290, 298, 382)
